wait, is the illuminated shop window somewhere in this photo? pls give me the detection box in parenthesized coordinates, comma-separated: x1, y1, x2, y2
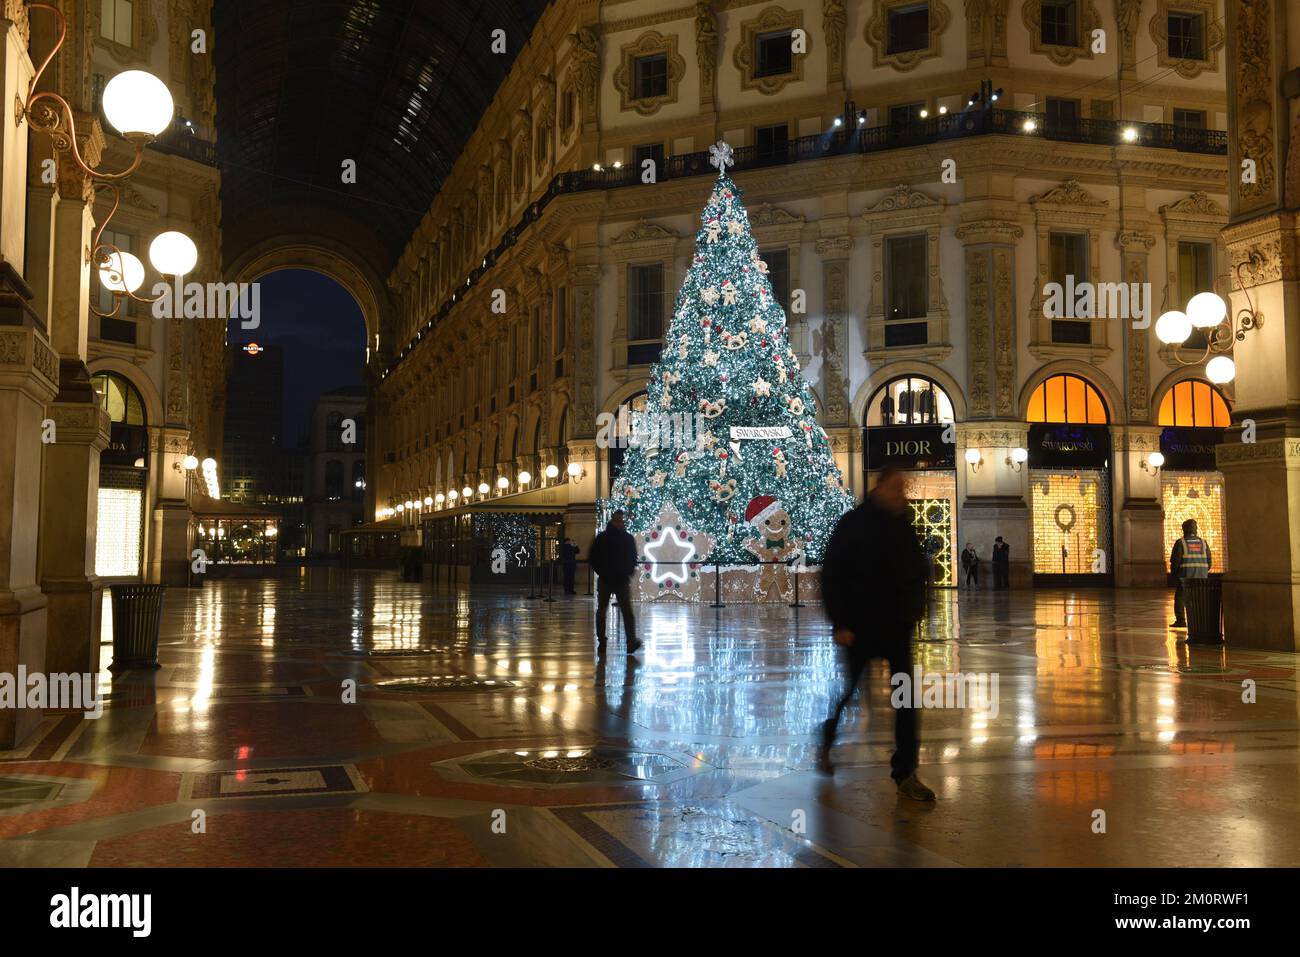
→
(95, 486, 142, 577)
(1031, 470, 1112, 575)
(865, 375, 955, 426)
(1160, 472, 1227, 573)
(1026, 373, 1108, 424)
(904, 471, 957, 586)
(90, 372, 145, 425)
(1157, 379, 1230, 427)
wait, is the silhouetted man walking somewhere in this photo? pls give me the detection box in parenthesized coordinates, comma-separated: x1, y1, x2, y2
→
(819, 466, 935, 801)
(561, 537, 579, 594)
(588, 511, 642, 654)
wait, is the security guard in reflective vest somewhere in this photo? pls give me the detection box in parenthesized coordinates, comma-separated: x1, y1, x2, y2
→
(1169, 518, 1211, 629)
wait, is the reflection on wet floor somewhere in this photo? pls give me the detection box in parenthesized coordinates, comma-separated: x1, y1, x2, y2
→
(3, 568, 1298, 867)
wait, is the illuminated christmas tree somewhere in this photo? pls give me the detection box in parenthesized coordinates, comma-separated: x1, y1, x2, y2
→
(609, 141, 854, 582)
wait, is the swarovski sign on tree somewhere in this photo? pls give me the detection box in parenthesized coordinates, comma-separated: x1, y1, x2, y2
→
(610, 141, 853, 580)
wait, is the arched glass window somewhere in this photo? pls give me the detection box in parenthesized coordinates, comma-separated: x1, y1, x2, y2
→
(1026, 373, 1109, 424)
(90, 372, 146, 425)
(1158, 380, 1230, 427)
(865, 375, 955, 426)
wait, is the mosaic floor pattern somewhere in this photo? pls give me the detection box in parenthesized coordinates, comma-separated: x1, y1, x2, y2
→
(0, 568, 1297, 868)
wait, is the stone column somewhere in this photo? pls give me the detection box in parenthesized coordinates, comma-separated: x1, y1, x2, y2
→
(0, 271, 60, 748)
(38, 116, 111, 676)
(1213, 0, 1300, 650)
(817, 236, 853, 486)
(565, 439, 598, 589)
(149, 427, 193, 586)
(956, 422, 1032, 588)
(1112, 425, 1166, 587)
(956, 220, 1030, 584)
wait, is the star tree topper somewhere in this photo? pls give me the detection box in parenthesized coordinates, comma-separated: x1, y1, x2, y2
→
(633, 502, 715, 602)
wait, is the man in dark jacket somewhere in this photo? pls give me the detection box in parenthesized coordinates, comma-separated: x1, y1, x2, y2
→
(561, 537, 580, 594)
(818, 466, 935, 801)
(992, 536, 1010, 590)
(588, 510, 642, 653)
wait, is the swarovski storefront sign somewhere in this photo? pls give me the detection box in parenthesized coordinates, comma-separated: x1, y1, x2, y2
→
(1027, 424, 1111, 469)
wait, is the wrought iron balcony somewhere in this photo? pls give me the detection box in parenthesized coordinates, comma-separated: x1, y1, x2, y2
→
(148, 129, 218, 167)
(384, 108, 1226, 377)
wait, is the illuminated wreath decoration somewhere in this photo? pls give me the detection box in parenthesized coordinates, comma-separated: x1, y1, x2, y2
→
(1054, 503, 1077, 532)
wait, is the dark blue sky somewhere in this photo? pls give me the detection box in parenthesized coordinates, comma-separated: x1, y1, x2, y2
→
(226, 269, 366, 446)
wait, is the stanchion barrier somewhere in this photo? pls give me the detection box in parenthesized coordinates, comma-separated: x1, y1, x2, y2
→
(788, 557, 805, 609)
(526, 560, 537, 599)
(543, 558, 556, 602)
(709, 560, 725, 608)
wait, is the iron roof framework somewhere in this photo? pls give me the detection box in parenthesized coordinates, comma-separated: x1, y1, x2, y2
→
(213, 0, 550, 271)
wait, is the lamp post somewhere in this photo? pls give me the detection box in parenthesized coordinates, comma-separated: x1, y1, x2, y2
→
(18, 4, 198, 319)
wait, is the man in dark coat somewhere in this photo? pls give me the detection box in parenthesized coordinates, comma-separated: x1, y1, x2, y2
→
(588, 511, 642, 653)
(992, 536, 1010, 590)
(818, 466, 935, 801)
(561, 537, 580, 594)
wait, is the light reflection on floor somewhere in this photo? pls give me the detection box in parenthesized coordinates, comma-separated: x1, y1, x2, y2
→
(3, 569, 1298, 867)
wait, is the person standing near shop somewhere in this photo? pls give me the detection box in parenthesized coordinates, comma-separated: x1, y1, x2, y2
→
(1169, 518, 1211, 629)
(560, 537, 580, 595)
(961, 543, 980, 590)
(818, 466, 935, 802)
(588, 511, 642, 653)
(992, 536, 1010, 590)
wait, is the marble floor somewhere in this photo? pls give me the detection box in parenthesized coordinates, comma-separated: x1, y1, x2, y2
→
(1, 569, 1296, 868)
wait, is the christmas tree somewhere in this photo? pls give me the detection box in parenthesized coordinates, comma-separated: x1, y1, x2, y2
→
(609, 141, 854, 578)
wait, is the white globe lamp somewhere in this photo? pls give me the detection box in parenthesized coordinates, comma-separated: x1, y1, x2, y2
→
(149, 231, 199, 276)
(1187, 292, 1227, 329)
(1155, 310, 1192, 345)
(102, 70, 174, 138)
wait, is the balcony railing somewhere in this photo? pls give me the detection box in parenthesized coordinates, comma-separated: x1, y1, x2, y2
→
(384, 108, 1227, 378)
(148, 130, 218, 167)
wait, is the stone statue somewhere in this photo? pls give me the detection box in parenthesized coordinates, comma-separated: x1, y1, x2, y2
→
(695, 1, 718, 93)
(568, 25, 601, 120)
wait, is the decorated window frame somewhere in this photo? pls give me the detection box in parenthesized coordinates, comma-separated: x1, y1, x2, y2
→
(608, 220, 681, 374)
(1021, 0, 1100, 67)
(613, 31, 685, 117)
(1158, 191, 1229, 368)
(733, 6, 807, 96)
(1026, 180, 1112, 361)
(865, 0, 952, 72)
(863, 185, 951, 362)
(1149, 0, 1224, 79)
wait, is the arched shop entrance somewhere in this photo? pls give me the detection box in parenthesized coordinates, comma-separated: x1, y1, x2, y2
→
(864, 375, 958, 585)
(1157, 379, 1230, 574)
(91, 372, 149, 580)
(1025, 373, 1113, 584)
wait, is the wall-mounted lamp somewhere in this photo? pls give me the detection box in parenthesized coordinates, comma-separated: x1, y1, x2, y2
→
(1140, 451, 1165, 475)
(435, 492, 445, 505)
(422, 496, 433, 506)
(497, 476, 509, 490)
(518, 471, 532, 485)
(477, 482, 490, 495)
(1005, 447, 1028, 472)
(544, 464, 559, 480)
(567, 461, 584, 480)
(461, 486, 473, 499)
(447, 489, 458, 502)
(964, 448, 984, 473)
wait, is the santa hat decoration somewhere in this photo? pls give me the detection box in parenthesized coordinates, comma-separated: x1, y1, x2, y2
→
(744, 494, 781, 527)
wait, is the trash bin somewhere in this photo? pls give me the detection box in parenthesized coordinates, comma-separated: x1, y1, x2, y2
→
(1182, 578, 1223, 644)
(108, 584, 166, 671)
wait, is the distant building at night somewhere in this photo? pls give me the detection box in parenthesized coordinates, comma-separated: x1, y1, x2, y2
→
(223, 343, 285, 505)
(306, 386, 367, 556)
